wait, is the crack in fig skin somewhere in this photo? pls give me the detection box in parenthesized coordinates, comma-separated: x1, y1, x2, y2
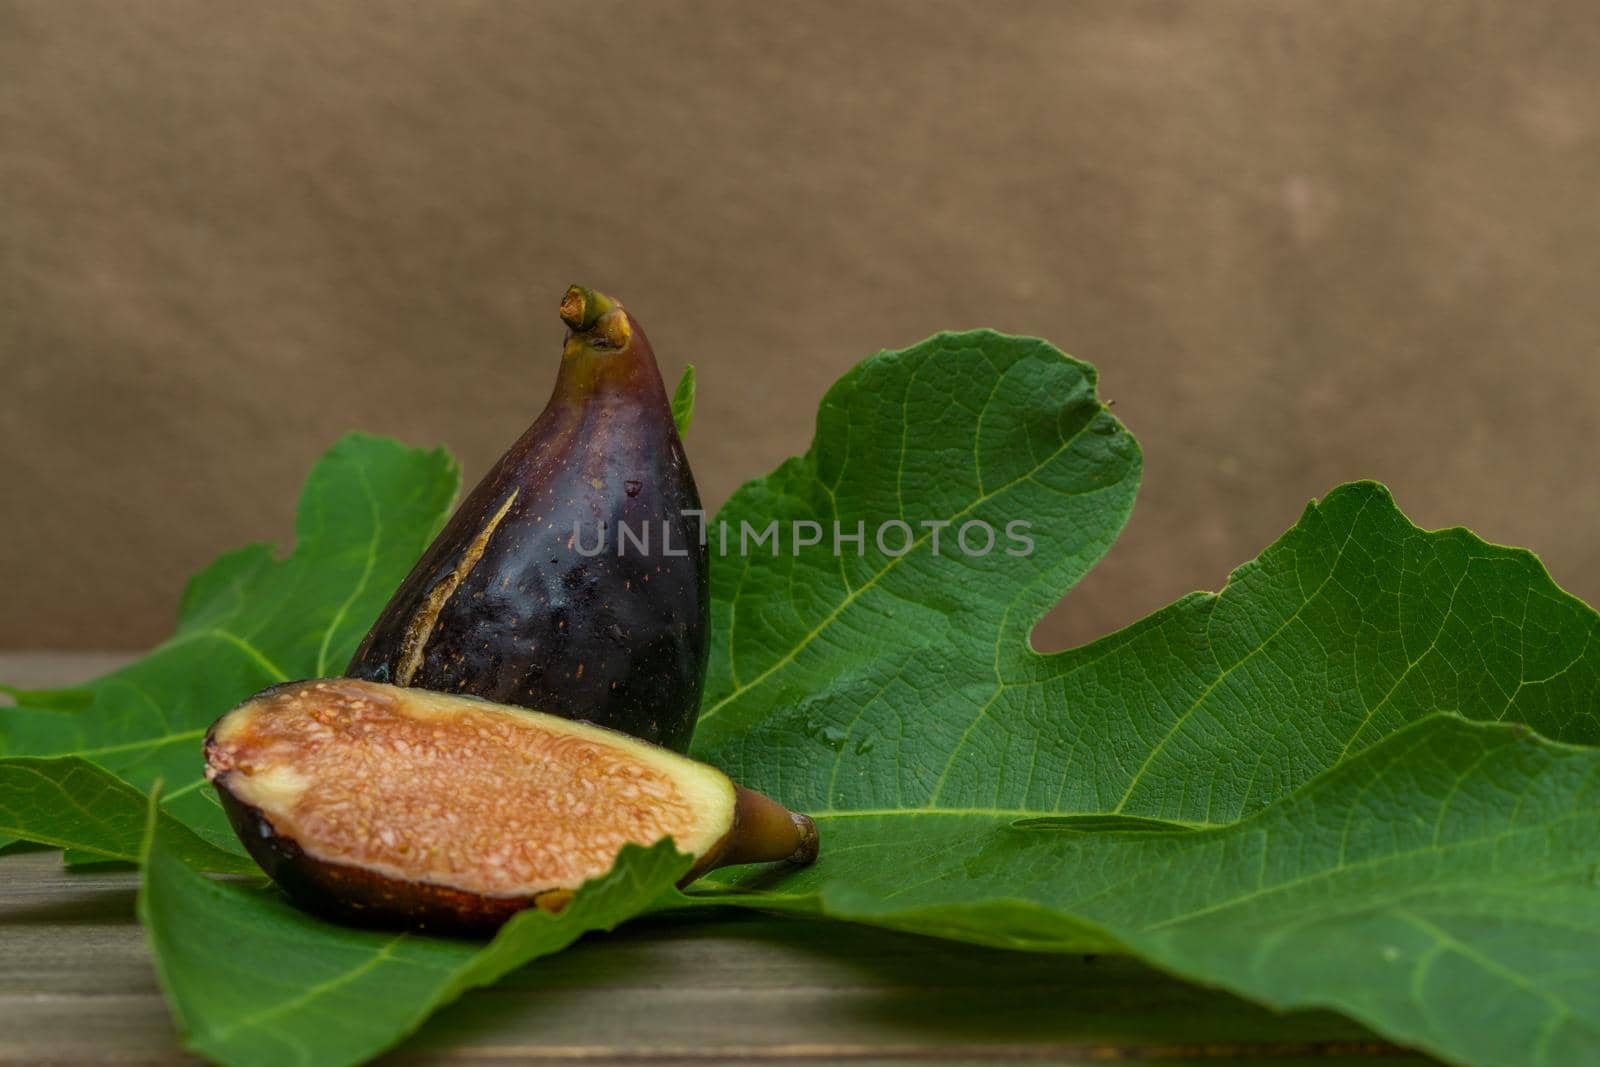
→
(394, 488, 520, 686)
(204, 680, 818, 933)
(348, 294, 708, 752)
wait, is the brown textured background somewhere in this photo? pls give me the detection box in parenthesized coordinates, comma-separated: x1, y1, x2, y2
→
(3, 1, 1598, 652)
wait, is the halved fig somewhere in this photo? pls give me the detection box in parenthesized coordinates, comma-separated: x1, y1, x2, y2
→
(204, 679, 817, 932)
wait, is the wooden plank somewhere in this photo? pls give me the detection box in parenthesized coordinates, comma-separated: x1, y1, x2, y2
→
(0, 851, 198, 1065)
(0, 653, 1435, 1064)
(0, 651, 138, 690)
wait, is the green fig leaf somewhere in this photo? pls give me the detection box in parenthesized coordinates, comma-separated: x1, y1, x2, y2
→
(0, 684, 94, 711)
(0, 757, 255, 873)
(671, 363, 696, 438)
(0, 433, 459, 854)
(694, 716, 1600, 1067)
(139, 799, 692, 1067)
(685, 330, 1600, 1067)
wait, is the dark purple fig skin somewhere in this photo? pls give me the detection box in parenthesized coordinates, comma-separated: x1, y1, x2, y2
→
(348, 291, 708, 752)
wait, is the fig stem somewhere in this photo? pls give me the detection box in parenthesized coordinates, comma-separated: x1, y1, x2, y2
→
(724, 786, 820, 867)
(560, 285, 616, 332)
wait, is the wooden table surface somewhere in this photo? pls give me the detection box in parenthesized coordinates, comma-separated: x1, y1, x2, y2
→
(0, 654, 1433, 1066)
